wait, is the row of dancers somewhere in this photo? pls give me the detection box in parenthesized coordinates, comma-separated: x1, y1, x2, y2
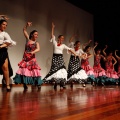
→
(0, 15, 120, 92)
(43, 31, 120, 88)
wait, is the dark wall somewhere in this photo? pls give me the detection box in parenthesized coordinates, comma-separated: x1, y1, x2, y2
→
(66, 0, 120, 51)
(94, 6, 120, 51)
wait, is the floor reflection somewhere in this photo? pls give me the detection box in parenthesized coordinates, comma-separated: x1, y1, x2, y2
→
(0, 85, 120, 120)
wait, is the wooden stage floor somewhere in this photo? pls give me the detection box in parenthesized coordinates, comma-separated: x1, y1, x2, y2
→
(0, 84, 120, 120)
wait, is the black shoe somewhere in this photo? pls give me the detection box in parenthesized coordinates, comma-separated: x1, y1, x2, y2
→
(53, 82, 57, 89)
(70, 80, 74, 88)
(23, 84, 28, 90)
(60, 80, 66, 88)
(63, 85, 66, 89)
(37, 85, 41, 89)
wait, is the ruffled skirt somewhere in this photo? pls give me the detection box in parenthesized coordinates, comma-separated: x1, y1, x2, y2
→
(67, 55, 88, 83)
(0, 47, 13, 77)
(104, 67, 119, 84)
(13, 57, 43, 85)
(93, 65, 106, 78)
(117, 66, 120, 77)
(105, 69, 119, 79)
(43, 54, 67, 82)
(81, 62, 95, 83)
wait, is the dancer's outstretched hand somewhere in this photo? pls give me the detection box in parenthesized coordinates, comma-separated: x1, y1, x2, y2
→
(0, 15, 9, 20)
(27, 22, 32, 27)
(52, 22, 55, 28)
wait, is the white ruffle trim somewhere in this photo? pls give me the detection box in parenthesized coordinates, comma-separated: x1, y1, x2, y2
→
(3, 39, 16, 46)
(45, 68, 67, 81)
(68, 69, 88, 81)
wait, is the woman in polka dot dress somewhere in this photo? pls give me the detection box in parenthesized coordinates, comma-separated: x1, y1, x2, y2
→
(43, 22, 76, 89)
(67, 35, 88, 87)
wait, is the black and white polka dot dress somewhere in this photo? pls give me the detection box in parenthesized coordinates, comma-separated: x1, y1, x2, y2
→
(67, 42, 88, 83)
(43, 36, 71, 82)
(44, 53, 66, 81)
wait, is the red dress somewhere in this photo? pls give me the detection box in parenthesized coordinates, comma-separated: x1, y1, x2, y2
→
(81, 53, 95, 82)
(93, 55, 106, 78)
(105, 57, 118, 79)
(13, 40, 43, 85)
(81, 53, 94, 76)
(117, 60, 120, 77)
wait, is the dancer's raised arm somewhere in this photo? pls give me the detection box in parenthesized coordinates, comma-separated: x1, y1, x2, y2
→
(0, 15, 9, 20)
(69, 34, 77, 43)
(115, 50, 120, 60)
(51, 22, 55, 38)
(93, 42, 98, 56)
(82, 39, 92, 50)
(13, 21, 42, 90)
(112, 56, 117, 67)
(23, 22, 32, 40)
(103, 45, 107, 57)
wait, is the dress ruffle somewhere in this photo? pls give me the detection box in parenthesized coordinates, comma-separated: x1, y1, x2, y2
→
(14, 40, 42, 85)
(95, 76, 107, 84)
(94, 67, 106, 78)
(43, 54, 67, 82)
(18, 58, 41, 70)
(105, 60, 119, 79)
(87, 75, 96, 82)
(105, 70, 119, 79)
(81, 59, 95, 83)
(82, 65, 94, 76)
(68, 69, 88, 80)
(67, 55, 88, 83)
(93, 55, 106, 77)
(16, 68, 41, 77)
(13, 74, 43, 85)
(117, 66, 120, 77)
(105, 77, 119, 84)
(45, 68, 67, 81)
(118, 73, 120, 78)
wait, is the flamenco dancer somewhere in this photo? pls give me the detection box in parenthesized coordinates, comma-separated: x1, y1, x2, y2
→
(93, 42, 106, 86)
(0, 15, 16, 91)
(115, 50, 120, 78)
(43, 22, 76, 89)
(67, 34, 88, 87)
(13, 22, 43, 90)
(0, 15, 13, 88)
(103, 45, 119, 85)
(81, 40, 95, 85)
